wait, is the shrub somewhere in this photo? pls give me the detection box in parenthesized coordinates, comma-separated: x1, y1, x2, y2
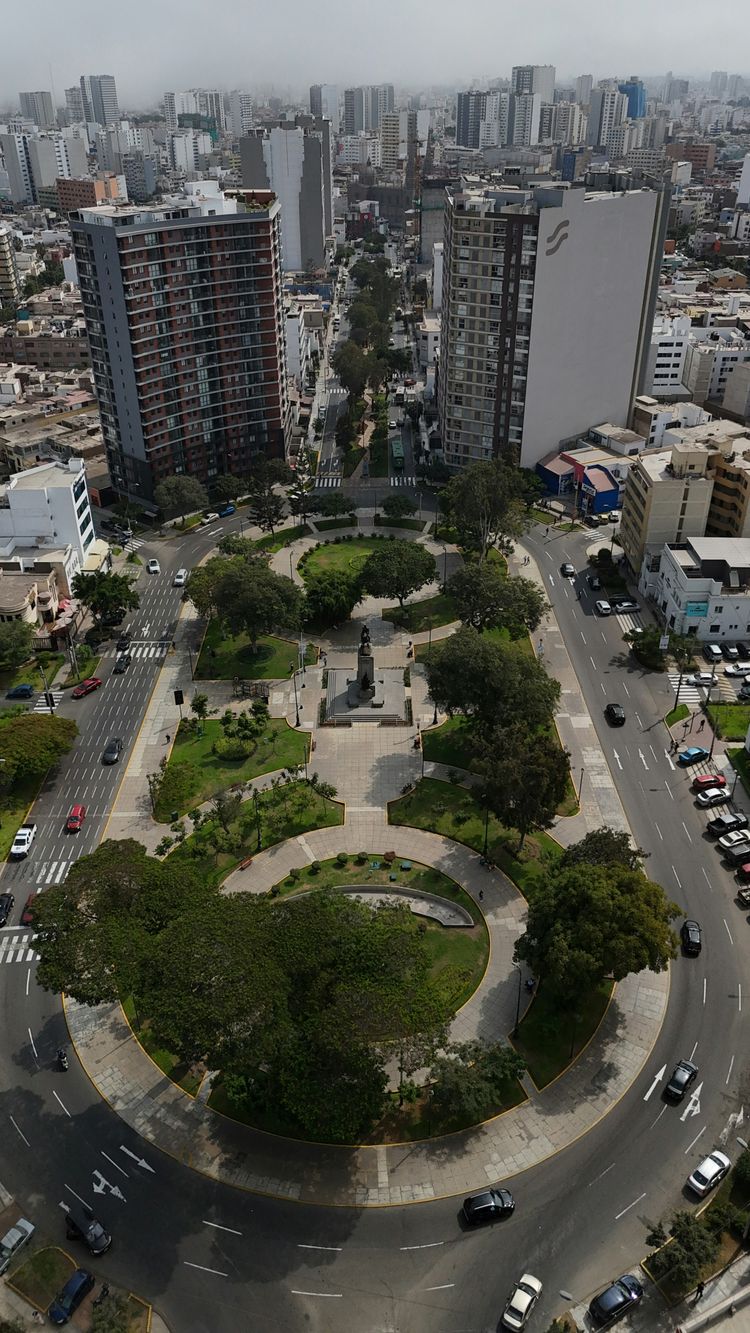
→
(734, 1150, 750, 1190)
(289, 867, 302, 881)
(310, 860, 322, 874)
(336, 851, 348, 866)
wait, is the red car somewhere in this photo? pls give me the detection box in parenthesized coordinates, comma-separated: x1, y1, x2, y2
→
(71, 677, 102, 699)
(65, 804, 86, 833)
(21, 892, 38, 926)
(692, 773, 727, 793)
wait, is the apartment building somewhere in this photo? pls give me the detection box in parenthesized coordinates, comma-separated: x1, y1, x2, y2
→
(70, 190, 290, 502)
(19, 92, 56, 130)
(438, 180, 668, 470)
(683, 328, 750, 405)
(631, 395, 710, 446)
(647, 536, 750, 640)
(240, 122, 332, 273)
(0, 227, 20, 305)
(79, 75, 119, 127)
(55, 174, 124, 214)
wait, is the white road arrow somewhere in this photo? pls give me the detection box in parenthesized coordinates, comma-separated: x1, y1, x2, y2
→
(680, 1083, 703, 1121)
(612, 749, 623, 771)
(92, 1170, 126, 1201)
(719, 1107, 744, 1146)
(643, 1064, 667, 1101)
(638, 749, 649, 771)
(120, 1145, 155, 1173)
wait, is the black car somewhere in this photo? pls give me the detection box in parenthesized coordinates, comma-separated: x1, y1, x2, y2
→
(102, 737, 123, 765)
(681, 920, 702, 956)
(100, 609, 125, 628)
(112, 653, 132, 674)
(116, 634, 131, 652)
(588, 1274, 643, 1327)
(587, 574, 602, 591)
(0, 893, 14, 926)
(604, 703, 626, 726)
(707, 811, 749, 837)
(461, 1188, 515, 1226)
(65, 1202, 112, 1256)
(736, 641, 750, 658)
(560, 563, 575, 578)
(722, 643, 739, 661)
(48, 1268, 95, 1325)
(665, 1059, 699, 1102)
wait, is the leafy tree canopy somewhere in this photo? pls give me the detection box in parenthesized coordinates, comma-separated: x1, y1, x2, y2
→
(425, 627, 560, 730)
(560, 827, 647, 872)
(439, 461, 530, 560)
(154, 474, 208, 520)
(477, 722, 571, 850)
(448, 565, 547, 636)
(304, 570, 361, 627)
(72, 570, 140, 625)
(213, 560, 304, 649)
(0, 712, 77, 788)
(361, 540, 436, 606)
(0, 620, 35, 672)
(382, 494, 417, 520)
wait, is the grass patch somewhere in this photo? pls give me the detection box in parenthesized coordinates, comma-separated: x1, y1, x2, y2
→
(342, 447, 366, 477)
(0, 772, 44, 862)
(195, 621, 316, 680)
(512, 979, 613, 1088)
(168, 779, 343, 888)
(707, 701, 750, 741)
(374, 515, 425, 530)
(0, 651, 65, 693)
(382, 592, 458, 633)
(251, 524, 311, 554)
(389, 778, 562, 900)
(372, 1077, 527, 1143)
(9, 1246, 74, 1310)
(127, 551, 142, 566)
(121, 995, 202, 1094)
(301, 536, 382, 580)
(61, 654, 101, 688)
(729, 746, 750, 798)
(315, 516, 356, 531)
(666, 702, 690, 728)
(369, 437, 389, 477)
(422, 716, 475, 769)
(153, 718, 308, 820)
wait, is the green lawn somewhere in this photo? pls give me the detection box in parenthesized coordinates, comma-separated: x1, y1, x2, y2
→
(251, 524, 310, 554)
(153, 718, 309, 821)
(382, 592, 458, 633)
(9, 1247, 74, 1310)
(512, 979, 613, 1088)
(389, 778, 562, 900)
(0, 651, 65, 692)
(342, 447, 366, 477)
(300, 535, 382, 581)
(707, 701, 750, 741)
(375, 516, 426, 531)
(666, 702, 690, 728)
(421, 716, 475, 769)
(315, 516, 356, 530)
(121, 995, 202, 1094)
(0, 773, 44, 862)
(61, 653, 101, 688)
(369, 437, 389, 477)
(729, 746, 750, 798)
(195, 621, 317, 680)
(167, 780, 343, 888)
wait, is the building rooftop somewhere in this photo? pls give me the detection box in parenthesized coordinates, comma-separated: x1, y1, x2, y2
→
(2, 458, 85, 494)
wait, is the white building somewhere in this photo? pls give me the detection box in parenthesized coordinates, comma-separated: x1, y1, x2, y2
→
(554, 102, 587, 145)
(587, 85, 628, 147)
(647, 536, 750, 640)
(337, 134, 380, 167)
(683, 328, 750, 405)
(0, 457, 97, 583)
(229, 91, 254, 140)
(647, 315, 691, 393)
(737, 153, 750, 208)
(575, 74, 593, 106)
(284, 301, 320, 389)
(418, 313, 440, 368)
(510, 94, 541, 146)
(432, 242, 443, 311)
(240, 125, 329, 272)
(631, 394, 711, 446)
(0, 133, 35, 205)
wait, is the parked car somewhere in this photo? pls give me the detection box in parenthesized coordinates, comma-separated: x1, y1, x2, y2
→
(200, 513, 219, 525)
(608, 511, 620, 523)
(102, 737, 123, 765)
(739, 685, 750, 701)
(559, 563, 575, 578)
(146, 558, 160, 574)
(588, 1275, 643, 1327)
(48, 1268, 95, 1325)
(736, 641, 750, 658)
(665, 1059, 699, 1101)
(684, 672, 716, 687)
(723, 663, 750, 676)
(462, 1188, 515, 1226)
(10, 824, 35, 858)
(218, 504, 236, 517)
(5, 683, 34, 699)
(0, 1218, 34, 1275)
(604, 703, 626, 726)
(595, 599, 612, 616)
(724, 842, 750, 867)
(71, 677, 102, 699)
(112, 653, 132, 674)
(718, 829, 750, 851)
(584, 515, 601, 529)
(722, 643, 740, 661)
(687, 1150, 730, 1198)
(703, 643, 723, 663)
(678, 746, 711, 766)
(692, 773, 727, 792)
(708, 811, 749, 836)
(65, 804, 86, 833)
(64, 1202, 111, 1255)
(696, 788, 730, 808)
(609, 598, 639, 614)
(680, 920, 702, 955)
(0, 894, 14, 927)
(501, 1275, 543, 1330)
(587, 574, 602, 590)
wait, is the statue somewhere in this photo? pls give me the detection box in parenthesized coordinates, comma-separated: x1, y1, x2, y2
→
(360, 624, 371, 649)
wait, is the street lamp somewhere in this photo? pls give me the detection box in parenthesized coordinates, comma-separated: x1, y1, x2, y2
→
(252, 789, 262, 851)
(442, 543, 448, 591)
(512, 963, 523, 1039)
(482, 802, 490, 859)
(732, 768, 740, 799)
(289, 661, 301, 728)
(578, 766, 585, 802)
(37, 660, 54, 715)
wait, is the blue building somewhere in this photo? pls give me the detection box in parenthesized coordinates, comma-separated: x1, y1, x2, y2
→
(619, 78, 646, 119)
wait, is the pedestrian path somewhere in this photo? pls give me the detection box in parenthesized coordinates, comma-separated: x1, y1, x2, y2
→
(667, 672, 736, 703)
(122, 535, 146, 553)
(101, 641, 170, 661)
(0, 930, 38, 963)
(314, 474, 341, 489)
(390, 474, 417, 486)
(32, 689, 63, 713)
(615, 610, 643, 634)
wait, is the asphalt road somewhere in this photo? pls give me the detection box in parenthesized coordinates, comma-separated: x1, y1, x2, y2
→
(2, 517, 748, 1326)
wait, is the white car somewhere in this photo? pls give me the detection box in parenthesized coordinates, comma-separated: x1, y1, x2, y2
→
(200, 512, 219, 525)
(685, 672, 717, 687)
(724, 663, 750, 676)
(696, 787, 730, 808)
(389, 420, 398, 430)
(501, 1274, 543, 1330)
(595, 600, 612, 616)
(718, 829, 750, 850)
(173, 568, 188, 588)
(146, 558, 160, 574)
(688, 1149, 731, 1197)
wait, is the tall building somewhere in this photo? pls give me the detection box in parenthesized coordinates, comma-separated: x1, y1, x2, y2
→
(27, 133, 88, 197)
(0, 225, 21, 305)
(0, 133, 35, 205)
(509, 93, 541, 146)
(736, 153, 750, 206)
(587, 84, 628, 147)
(575, 74, 593, 106)
(309, 84, 339, 135)
(710, 71, 728, 98)
(343, 86, 366, 136)
(618, 77, 646, 119)
(380, 111, 417, 171)
(369, 84, 394, 131)
(229, 91, 254, 140)
(555, 102, 587, 145)
(64, 86, 85, 122)
(438, 180, 668, 470)
(511, 65, 555, 103)
(456, 90, 506, 148)
(70, 190, 290, 501)
(163, 92, 178, 133)
(80, 74, 119, 127)
(19, 91, 56, 129)
(240, 123, 330, 271)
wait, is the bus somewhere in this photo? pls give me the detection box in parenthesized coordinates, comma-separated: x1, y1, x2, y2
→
(391, 439, 405, 473)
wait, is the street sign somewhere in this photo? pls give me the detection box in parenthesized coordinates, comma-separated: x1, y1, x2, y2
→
(659, 635, 670, 651)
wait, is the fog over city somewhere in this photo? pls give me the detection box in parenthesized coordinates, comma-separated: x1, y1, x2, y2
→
(1, 0, 749, 105)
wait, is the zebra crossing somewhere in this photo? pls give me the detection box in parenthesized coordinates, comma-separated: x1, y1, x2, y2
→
(32, 689, 63, 713)
(121, 535, 146, 553)
(0, 931, 39, 964)
(390, 475, 417, 487)
(34, 859, 72, 885)
(667, 672, 736, 704)
(315, 475, 342, 489)
(615, 611, 642, 635)
(102, 640, 170, 661)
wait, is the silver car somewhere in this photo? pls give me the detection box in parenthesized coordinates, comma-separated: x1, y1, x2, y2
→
(688, 1150, 730, 1198)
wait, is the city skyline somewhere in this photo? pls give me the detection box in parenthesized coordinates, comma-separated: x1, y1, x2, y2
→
(1, 0, 749, 108)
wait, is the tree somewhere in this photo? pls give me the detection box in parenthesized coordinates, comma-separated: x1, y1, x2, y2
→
(316, 493, 356, 518)
(72, 570, 140, 626)
(277, 1017, 387, 1141)
(154, 475, 208, 524)
(648, 1211, 719, 1288)
(190, 692, 209, 734)
(331, 341, 368, 401)
(335, 411, 356, 451)
(304, 571, 362, 626)
(245, 465, 286, 535)
(382, 494, 417, 520)
(448, 565, 547, 636)
(185, 555, 238, 619)
(214, 562, 304, 651)
(0, 712, 77, 788)
(560, 828, 647, 872)
(477, 723, 571, 850)
(425, 628, 560, 731)
(210, 474, 242, 504)
(514, 861, 679, 1006)
(516, 468, 546, 510)
(361, 540, 436, 606)
(0, 621, 35, 673)
(287, 477, 318, 525)
(91, 1289, 131, 1333)
(439, 461, 529, 560)
(430, 1040, 526, 1123)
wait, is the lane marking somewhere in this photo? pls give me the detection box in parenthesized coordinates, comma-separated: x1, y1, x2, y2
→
(204, 1221, 243, 1235)
(727, 1055, 735, 1085)
(25, 968, 30, 996)
(580, 631, 586, 643)
(690, 1041, 698, 1061)
(424, 1284, 455, 1291)
(654, 823, 663, 840)
(650, 1105, 668, 1129)
(298, 1243, 343, 1251)
(53, 1091, 70, 1117)
(672, 866, 682, 889)
(27, 1028, 38, 1060)
(590, 655, 596, 670)
(639, 750, 649, 771)
(681, 821, 693, 844)
(623, 683, 630, 697)
(400, 1241, 444, 1251)
(665, 754, 676, 772)
(724, 919, 735, 945)
(615, 1192, 646, 1220)
(703, 867, 711, 886)
(703, 977, 707, 1006)
(587, 1163, 615, 1186)
(10, 1116, 30, 1146)
(64, 1183, 88, 1205)
(291, 1290, 342, 1298)
(685, 1128, 706, 1153)
(101, 1151, 129, 1178)
(740, 983, 743, 1013)
(184, 1262, 228, 1277)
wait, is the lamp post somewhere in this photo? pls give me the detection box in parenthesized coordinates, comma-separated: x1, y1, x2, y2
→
(442, 543, 448, 591)
(252, 789, 262, 851)
(482, 802, 490, 859)
(289, 661, 301, 728)
(578, 766, 585, 802)
(37, 660, 54, 715)
(512, 963, 523, 1039)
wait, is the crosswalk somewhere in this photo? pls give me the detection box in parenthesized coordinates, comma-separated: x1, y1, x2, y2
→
(122, 535, 145, 553)
(390, 475, 417, 487)
(101, 640, 170, 661)
(0, 931, 39, 964)
(667, 672, 736, 704)
(615, 612, 642, 634)
(35, 859, 72, 885)
(32, 689, 63, 713)
(315, 475, 342, 489)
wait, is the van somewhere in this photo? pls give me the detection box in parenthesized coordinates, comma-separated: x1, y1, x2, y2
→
(173, 568, 188, 587)
(64, 1201, 111, 1255)
(703, 643, 723, 663)
(723, 841, 750, 867)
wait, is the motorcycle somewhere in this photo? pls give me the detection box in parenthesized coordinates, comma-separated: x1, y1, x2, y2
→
(57, 1048, 68, 1072)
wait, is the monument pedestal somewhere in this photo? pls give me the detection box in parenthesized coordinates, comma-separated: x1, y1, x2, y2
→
(324, 624, 408, 725)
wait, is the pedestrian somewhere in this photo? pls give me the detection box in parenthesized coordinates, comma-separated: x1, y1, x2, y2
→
(478, 889, 484, 902)
(696, 1281, 705, 1301)
(165, 733, 171, 743)
(545, 527, 549, 537)
(698, 718, 706, 732)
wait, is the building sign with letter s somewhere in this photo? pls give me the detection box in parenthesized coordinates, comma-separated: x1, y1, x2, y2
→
(685, 601, 709, 617)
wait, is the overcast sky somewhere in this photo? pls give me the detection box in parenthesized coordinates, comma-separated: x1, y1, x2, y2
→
(2, 0, 749, 108)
